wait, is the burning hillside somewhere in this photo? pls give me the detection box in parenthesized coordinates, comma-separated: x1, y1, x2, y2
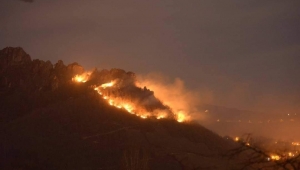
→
(0, 46, 198, 123)
(0, 47, 241, 170)
(72, 70, 190, 122)
(3, 47, 300, 169)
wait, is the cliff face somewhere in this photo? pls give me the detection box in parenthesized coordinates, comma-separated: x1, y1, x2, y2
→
(0, 47, 31, 70)
(0, 47, 90, 123)
(0, 47, 239, 170)
(0, 47, 173, 121)
(0, 47, 84, 91)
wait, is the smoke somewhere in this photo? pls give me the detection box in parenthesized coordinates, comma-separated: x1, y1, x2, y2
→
(18, 0, 34, 3)
(136, 73, 204, 121)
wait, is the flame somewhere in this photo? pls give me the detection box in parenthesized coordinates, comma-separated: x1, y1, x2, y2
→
(135, 75, 199, 123)
(72, 72, 91, 83)
(176, 111, 189, 122)
(93, 81, 154, 120)
(156, 112, 167, 119)
(72, 73, 192, 122)
(288, 152, 295, 157)
(270, 155, 280, 161)
(109, 99, 114, 105)
(123, 104, 134, 113)
(101, 81, 115, 89)
(140, 115, 147, 119)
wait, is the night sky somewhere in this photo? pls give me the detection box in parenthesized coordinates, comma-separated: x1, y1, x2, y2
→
(1, 0, 299, 114)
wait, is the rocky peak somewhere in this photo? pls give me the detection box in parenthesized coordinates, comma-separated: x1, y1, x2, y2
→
(0, 47, 31, 66)
(0, 47, 83, 91)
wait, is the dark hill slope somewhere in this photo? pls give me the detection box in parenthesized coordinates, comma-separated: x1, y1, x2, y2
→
(0, 47, 238, 170)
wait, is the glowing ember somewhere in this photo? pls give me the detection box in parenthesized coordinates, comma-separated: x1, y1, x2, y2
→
(270, 155, 280, 161)
(235, 137, 239, 142)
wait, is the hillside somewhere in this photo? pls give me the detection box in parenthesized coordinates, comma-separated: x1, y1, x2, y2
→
(0, 47, 239, 170)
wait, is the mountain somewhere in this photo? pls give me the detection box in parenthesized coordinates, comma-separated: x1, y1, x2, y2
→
(0, 47, 239, 170)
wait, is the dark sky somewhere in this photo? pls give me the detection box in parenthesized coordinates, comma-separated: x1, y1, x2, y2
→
(1, 0, 299, 114)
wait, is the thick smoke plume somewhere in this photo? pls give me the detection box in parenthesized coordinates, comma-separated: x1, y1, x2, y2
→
(136, 73, 204, 121)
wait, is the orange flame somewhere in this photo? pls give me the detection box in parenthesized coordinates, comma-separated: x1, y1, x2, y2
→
(176, 111, 189, 122)
(73, 73, 192, 122)
(270, 155, 280, 161)
(101, 81, 115, 88)
(135, 75, 198, 123)
(72, 72, 91, 83)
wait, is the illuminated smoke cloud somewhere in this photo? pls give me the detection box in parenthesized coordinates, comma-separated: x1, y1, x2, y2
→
(136, 73, 203, 122)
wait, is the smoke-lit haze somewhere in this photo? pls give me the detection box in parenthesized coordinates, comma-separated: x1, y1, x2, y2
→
(136, 73, 203, 121)
(1, 0, 300, 139)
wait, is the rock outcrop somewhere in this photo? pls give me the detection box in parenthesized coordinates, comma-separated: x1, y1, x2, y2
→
(0, 47, 171, 117)
(0, 47, 31, 73)
(0, 47, 85, 91)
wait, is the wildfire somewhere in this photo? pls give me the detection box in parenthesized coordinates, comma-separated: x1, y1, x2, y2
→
(288, 152, 295, 157)
(101, 81, 115, 88)
(270, 155, 281, 161)
(72, 73, 191, 123)
(177, 111, 189, 122)
(135, 76, 194, 123)
(72, 72, 91, 83)
(94, 82, 158, 120)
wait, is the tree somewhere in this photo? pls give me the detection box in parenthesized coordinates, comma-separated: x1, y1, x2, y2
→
(226, 134, 300, 170)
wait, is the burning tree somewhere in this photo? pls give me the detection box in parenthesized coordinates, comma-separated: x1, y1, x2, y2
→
(226, 134, 300, 170)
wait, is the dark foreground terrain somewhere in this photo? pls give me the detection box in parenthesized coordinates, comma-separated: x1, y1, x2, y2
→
(0, 47, 239, 170)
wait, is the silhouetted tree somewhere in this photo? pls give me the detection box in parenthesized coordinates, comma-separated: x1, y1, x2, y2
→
(226, 134, 300, 170)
